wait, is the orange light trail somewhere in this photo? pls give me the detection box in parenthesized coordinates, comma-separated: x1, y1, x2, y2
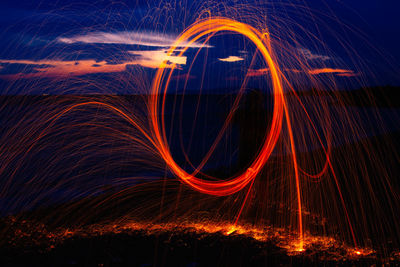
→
(150, 18, 284, 196)
(148, 17, 307, 247)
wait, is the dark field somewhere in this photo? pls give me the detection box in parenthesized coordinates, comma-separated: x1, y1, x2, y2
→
(1, 218, 398, 267)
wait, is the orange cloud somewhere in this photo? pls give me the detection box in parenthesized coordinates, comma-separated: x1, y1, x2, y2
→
(0, 49, 187, 79)
(128, 49, 186, 68)
(0, 59, 131, 79)
(308, 68, 355, 76)
(247, 68, 269, 77)
(336, 72, 359, 77)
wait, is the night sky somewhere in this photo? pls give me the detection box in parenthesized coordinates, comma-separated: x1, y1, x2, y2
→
(0, 0, 399, 94)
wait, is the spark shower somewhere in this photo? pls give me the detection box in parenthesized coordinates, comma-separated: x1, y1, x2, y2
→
(0, 1, 399, 264)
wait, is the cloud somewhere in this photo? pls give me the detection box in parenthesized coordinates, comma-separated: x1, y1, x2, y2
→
(308, 68, 355, 76)
(0, 59, 131, 79)
(298, 48, 331, 61)
(129, 49, 186, 69)
(247, 68, 269, 77)
(0, 54, 187, 80)
(0, 47, 189, 79)
(57, 31, 211, 48)
(335, 72, 359, 77)
(218, 56, 244, 62)
(244, 67, 356, 78)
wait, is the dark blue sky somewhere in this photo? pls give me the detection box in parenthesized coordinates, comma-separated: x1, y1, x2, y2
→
(0, 0, 399, 94)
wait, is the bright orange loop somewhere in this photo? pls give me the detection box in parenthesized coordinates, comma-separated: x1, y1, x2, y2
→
(149, 17, 285, 196)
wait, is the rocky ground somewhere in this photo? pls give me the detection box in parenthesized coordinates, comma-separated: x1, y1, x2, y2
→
(1, 218, 398, 267)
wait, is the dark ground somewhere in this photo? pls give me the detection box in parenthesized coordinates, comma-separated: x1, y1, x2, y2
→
(0, 220, 395, 267)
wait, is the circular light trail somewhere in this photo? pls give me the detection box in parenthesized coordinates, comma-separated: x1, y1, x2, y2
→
(150, 17, 285, 197)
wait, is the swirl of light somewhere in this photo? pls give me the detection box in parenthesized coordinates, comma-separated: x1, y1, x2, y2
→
(150, 17, 285, 197)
